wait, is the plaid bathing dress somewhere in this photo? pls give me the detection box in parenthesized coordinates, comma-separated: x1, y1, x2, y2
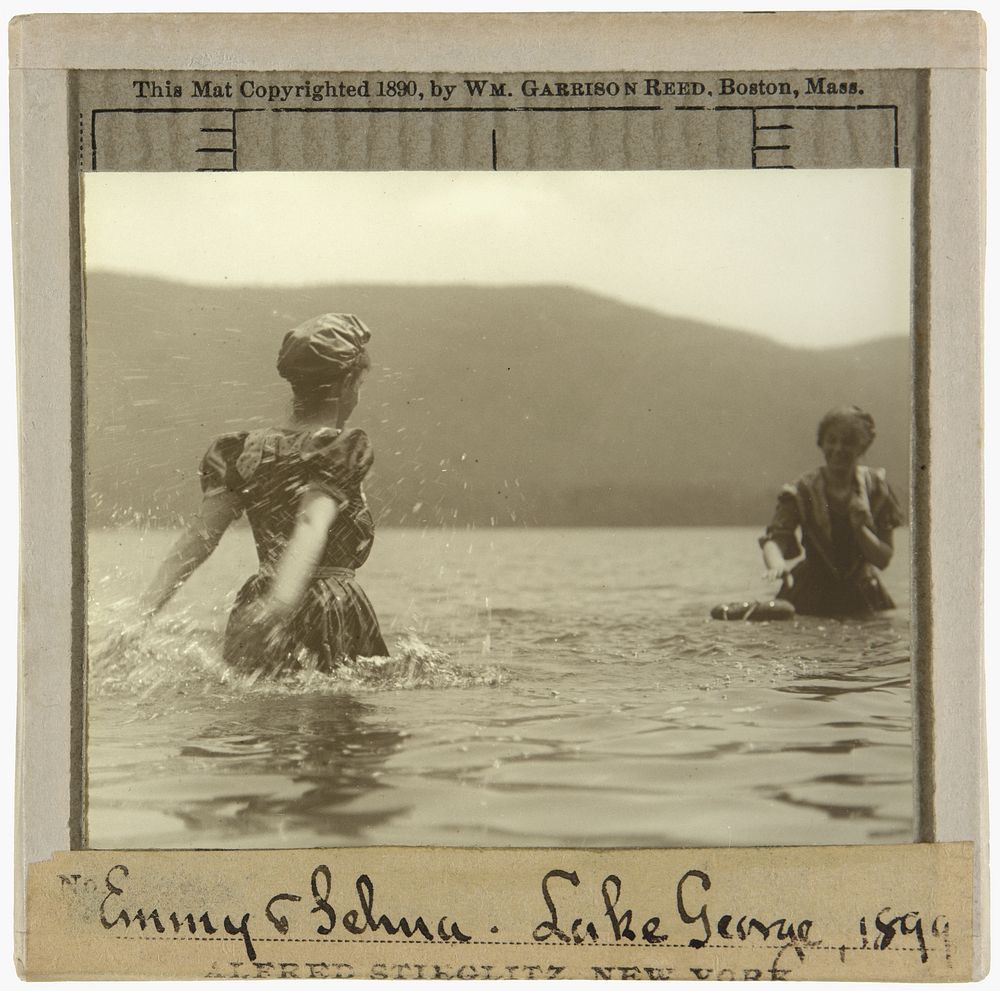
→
(200, 426, 389, 674)
(760, 465, 904, 617)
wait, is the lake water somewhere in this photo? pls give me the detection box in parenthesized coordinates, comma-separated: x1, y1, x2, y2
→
(87, 526, 912, 850)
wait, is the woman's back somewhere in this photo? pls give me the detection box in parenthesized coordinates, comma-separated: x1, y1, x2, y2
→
(200, 425, 376, 574)
(136, 310, 388, 674)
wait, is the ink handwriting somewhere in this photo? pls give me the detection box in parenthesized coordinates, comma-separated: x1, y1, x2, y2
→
(89, 862, 950, 971)
(97, 863, 471, 963)
(531, 867, 814, 950)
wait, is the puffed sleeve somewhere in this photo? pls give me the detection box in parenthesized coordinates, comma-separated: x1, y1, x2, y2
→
(759, 484, 803, 558)
(301, 427, 374, 505)
(199, 432, 248, 496)
(870, 469, 905, 538)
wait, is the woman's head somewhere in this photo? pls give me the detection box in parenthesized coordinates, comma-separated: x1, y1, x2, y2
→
(816, 406, 876, 469)
(277, 313, 372, 425)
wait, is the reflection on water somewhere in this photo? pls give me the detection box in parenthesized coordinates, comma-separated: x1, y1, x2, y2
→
(87, 527, 913, 849)
(172, 696, 408, 841)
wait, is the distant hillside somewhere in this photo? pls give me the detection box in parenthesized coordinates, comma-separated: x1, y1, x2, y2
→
(84, 275, 910, 527)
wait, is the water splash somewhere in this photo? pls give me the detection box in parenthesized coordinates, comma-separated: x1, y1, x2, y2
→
(482, 595, 492, 655)
(270, 634, 508, 693)
(88, 621, 507, 704)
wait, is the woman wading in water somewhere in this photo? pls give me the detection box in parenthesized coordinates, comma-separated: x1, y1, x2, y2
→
(135, 313, 388, 675)
(760, 405, 904, 617)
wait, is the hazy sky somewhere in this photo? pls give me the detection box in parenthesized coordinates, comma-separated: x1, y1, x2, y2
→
(83, 170, 910, 348)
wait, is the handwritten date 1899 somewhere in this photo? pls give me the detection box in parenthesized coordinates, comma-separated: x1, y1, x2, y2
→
(94, 863, 946, 969)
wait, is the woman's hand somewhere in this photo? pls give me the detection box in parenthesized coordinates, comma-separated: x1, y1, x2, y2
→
(761, 540, 793, 588)
(848, 505, 875, 533)
(847, 490, 875, 533)
(224, 595, 293, 676)
(763, 566, 794, 589)
(856, 523, 894, 570)
(246, 594, 291, 629)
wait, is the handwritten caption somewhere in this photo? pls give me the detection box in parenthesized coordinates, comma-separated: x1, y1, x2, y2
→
(55, 861, 951, 977)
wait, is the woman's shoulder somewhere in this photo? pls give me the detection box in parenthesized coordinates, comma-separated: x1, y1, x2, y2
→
(299, 426, 370, 456)
(301, 427, 373, 481)
(858, 464, 892, 486)
(203, 430, 249, 452)
(862, 466, 905, 533)
(859, 465, 903, 514)
(200, 431, 250, 493)
(202, 425, 374, 491)
(776, 468, 822, 497)
(229, 426, 370, 482)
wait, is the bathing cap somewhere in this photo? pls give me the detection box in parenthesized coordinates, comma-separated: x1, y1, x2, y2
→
(276, 313, 371, 387)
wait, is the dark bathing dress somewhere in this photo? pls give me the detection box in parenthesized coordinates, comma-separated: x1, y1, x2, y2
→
(200, 425, 389, 674)
(760, 465, 904, 617)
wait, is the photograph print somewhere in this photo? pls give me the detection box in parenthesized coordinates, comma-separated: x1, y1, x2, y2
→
(82, 169, 913, 851)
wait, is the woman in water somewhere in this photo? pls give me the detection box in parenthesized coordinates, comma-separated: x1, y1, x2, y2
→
(760, 405, 904, 617)
(135, 312, 388, 674)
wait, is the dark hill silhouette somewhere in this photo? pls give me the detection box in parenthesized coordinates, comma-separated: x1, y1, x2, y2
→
(84, 274, 910, 527)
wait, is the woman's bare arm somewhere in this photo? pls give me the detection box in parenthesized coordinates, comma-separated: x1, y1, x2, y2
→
(847, 495, 894, 570)
(263, 490, 339, 616)
(761, 539, 795, 586)
(138, 491, 243, 619)
(856, 525, 894, 570)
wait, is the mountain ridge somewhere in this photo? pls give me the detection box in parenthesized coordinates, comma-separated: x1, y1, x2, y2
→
(84, 274, 910, 527)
